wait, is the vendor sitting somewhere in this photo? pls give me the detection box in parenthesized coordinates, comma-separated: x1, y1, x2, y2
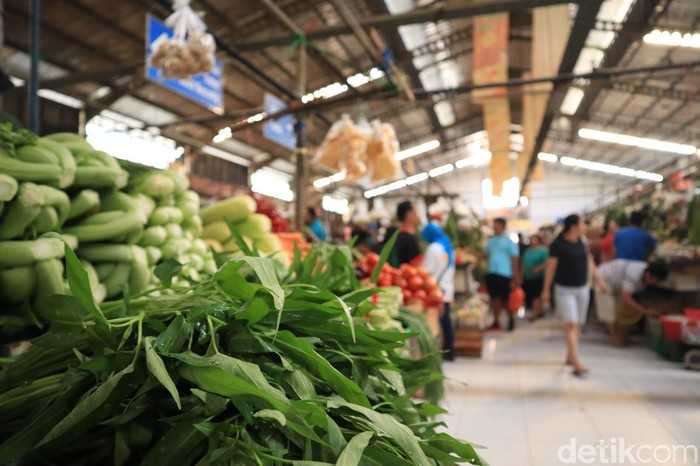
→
(598, 259, 669, 346)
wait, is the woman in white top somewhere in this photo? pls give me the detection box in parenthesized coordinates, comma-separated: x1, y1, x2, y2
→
(421, 222, 456, 361)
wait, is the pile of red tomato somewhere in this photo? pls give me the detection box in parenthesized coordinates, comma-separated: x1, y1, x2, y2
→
(357, 253, 443, 307)
(253, 193, 289, 233)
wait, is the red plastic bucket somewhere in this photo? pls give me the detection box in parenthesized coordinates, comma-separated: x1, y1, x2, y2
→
(660, 315, 686, 342)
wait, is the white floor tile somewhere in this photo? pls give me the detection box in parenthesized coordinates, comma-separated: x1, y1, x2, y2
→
(442, 318, 700, 466)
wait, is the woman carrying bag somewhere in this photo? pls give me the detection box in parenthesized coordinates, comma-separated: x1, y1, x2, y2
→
(542, 214, 607, 377)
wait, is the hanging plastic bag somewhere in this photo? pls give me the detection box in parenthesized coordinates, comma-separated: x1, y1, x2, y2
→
(366, 120, 400, 182)
(316, 115, 369, 180)
(150, 0, 216, 79)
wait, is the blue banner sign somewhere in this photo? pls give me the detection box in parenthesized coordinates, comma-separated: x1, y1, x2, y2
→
(263, 93, 297, 150)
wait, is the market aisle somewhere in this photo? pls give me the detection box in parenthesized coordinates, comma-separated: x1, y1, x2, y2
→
(442, 319, 700, 466)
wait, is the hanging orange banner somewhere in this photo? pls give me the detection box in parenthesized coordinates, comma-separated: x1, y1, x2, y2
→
(519, 5, 571, 183)
(483, 100, 511, 196)
(472, 13, 509, 103)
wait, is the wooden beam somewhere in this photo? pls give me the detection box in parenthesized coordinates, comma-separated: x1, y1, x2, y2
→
(231, 0, 584, 50)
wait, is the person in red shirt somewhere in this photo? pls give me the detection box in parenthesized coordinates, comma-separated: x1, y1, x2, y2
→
(599, 218, 618, 263)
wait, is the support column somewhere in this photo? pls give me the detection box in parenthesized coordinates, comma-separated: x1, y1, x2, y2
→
(0, 0, 3, 111)
(28, 0, 41, 133)
(293, 43, 307, 232)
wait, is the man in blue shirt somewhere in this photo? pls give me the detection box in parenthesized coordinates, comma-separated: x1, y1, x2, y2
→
(485, 218, 520, 331)
(614, 211, 656, 261)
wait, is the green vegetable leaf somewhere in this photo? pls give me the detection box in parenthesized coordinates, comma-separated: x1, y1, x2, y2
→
(337, 431, 373, 466)
(169, 352, 288, 403)
(63, 242, 110, 331)
(154, 259, 182, 287)
(371, 230, 398, 284)
(154, 315, 191, 353)
(239, 295, 271, 324)
(114, 429, 131, 466)
(287, 369, 317, 400)
(327, 400, 432, 466)
(215, 261, 259, 301)
(228, 225, 254, 255)
(325, 414, 347, 456)
(144, 336, 181, 409)
(273, 331, 369, 408)
(379, 368, 405, 396)
(254, 409, 286, 426)
(39, 363, 134, 446)
(328, 295, 356, 343)
(240, 256, 284, 312)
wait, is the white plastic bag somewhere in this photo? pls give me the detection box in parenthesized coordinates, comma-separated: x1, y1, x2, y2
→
(151, 0, 216, 79)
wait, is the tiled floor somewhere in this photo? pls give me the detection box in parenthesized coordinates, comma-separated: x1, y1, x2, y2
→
(442, 318, 700, 466)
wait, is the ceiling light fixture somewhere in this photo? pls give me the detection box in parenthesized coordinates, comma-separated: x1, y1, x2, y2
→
(322, 195, 349, 215)
(428, 163, 454, 177)
(643, 29, 700, 49)
(578, 128, 696, 155)
(405, 172, 429, 185)
(558, 155, 663, 182)
(201, 145, 251, 167)
(313, 171, 347, 189)
(250, 169, 294, 202)
(537, 152, 559, 163)
(395, 139, 440, 161)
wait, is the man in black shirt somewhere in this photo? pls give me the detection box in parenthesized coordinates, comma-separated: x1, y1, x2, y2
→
(390, 201, 422, 267)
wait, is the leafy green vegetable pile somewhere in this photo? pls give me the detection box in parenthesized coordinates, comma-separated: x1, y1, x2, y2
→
(0, 239, 485, 466)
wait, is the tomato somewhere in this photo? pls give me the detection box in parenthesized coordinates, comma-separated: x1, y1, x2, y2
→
(423, 277, 437, 291)
(371, 293, 380, 305)
(402, 266, 417, 280)
(408, 275, 424, 291)
(366, 253, 379, 266)
(413, 289, 427, 302)
(394, 277, 407, 289)
(378, 275, 392, 287)
(402, 289, 413, 303)
(428, 289, 443, 305)
(416, 267, 428, 279)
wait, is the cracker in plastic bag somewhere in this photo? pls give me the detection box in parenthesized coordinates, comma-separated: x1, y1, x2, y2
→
(367, 120, 400, 182)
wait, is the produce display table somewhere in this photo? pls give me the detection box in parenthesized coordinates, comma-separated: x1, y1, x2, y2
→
(661, 256, 700, 293)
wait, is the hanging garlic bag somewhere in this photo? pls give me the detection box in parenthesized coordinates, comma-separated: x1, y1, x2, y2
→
(150, 0, 216, 79)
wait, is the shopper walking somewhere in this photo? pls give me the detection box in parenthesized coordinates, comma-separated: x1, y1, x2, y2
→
(542, 214, 606, 377)
(614, 211, 656, 261)
(421, 222, 456, 360)
(391, 201, 422, 267)
(522, 234, 548, 320)
(485, 218, 520, 331)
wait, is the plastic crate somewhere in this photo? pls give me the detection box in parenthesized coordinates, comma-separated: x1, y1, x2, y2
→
(684, 308, 700, 322)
